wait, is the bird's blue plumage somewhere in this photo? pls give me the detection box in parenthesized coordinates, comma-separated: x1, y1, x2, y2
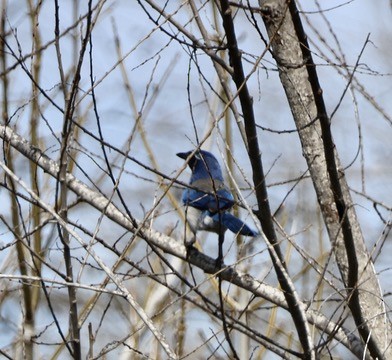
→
(177, 150, 258, 244)
(211, 212, 257, 236)
(181, 182, 234, 212)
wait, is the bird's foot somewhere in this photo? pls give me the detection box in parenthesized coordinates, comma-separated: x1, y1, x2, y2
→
(185, 240, 195, 257)
(215, 256, 224, 270)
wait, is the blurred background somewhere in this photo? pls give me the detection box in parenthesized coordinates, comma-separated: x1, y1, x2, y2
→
(0, 1, 391, 359)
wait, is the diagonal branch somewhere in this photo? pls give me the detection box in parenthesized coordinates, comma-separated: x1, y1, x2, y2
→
(0, 123, 367, 359)
(0, 156, 179, 360)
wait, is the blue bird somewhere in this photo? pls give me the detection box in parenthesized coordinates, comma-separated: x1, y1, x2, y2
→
(177, 150, 258, 246)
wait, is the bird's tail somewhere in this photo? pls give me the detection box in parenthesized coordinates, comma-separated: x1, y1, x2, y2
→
(217, 213, 258, 236)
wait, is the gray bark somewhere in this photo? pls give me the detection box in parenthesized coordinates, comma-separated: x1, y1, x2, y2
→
(259, 0, 391, 358)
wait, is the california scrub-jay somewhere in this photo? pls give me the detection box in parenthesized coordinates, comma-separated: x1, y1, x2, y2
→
(177, 150, 258, 246)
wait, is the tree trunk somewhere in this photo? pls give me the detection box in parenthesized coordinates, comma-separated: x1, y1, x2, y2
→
(259, 0, 392, 358)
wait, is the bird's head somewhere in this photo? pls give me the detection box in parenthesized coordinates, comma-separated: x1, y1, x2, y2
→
(177, 150, 224, 182)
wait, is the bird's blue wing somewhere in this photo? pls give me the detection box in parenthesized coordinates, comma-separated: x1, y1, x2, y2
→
(211, 212, 258, 236)
(182, 188, 234, 211)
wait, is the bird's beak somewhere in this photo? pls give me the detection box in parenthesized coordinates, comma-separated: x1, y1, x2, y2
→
(176, 152, 190, 160)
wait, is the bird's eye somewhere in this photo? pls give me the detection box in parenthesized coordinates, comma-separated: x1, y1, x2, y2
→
(195, 153, 201, 160)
